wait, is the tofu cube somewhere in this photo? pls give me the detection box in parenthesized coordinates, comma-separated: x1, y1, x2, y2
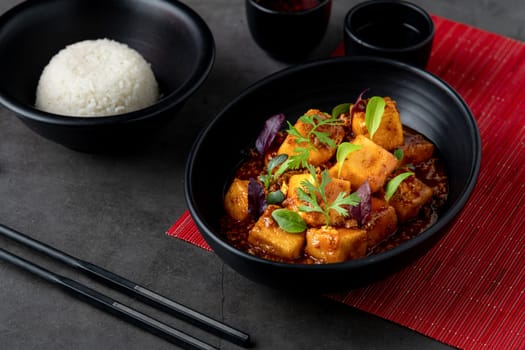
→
(224, 178, 249, 221)
(399, 131, 435, 165)
(352, 97, 404, 151)
(277, 109, 344, 166)
(286, 173, 352, 227)
(248, 205, 305, 260)
(390, 175, 434, 222)
(305, 226, 368, 263)
(287, 173, 315, 200)
(329, 135, 398, 192)
(364, 198, 398, 247)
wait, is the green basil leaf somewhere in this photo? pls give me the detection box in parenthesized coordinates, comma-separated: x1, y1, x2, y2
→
(332, 103, 350, 119)
(274, 158, 291, 178)
(258, 174, 271, 189)
(271, 208, 307, 233)
(365, 96, 386, 139)
(393, 148, 404, 161)
(267, 190, 285, 204)
(267, 154, 288, 172)
(385, 172, 414, 202)
(336, 142, 362, 178)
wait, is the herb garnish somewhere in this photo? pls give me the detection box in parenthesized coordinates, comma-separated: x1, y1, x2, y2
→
(331, 103, 350, 119)
(266, 190, 285, 205)
(393, 148, 404, 161)
(365, 96, 386, 139)
(286, 113, 343, 169)
(296, 164, 360, 227)
(271, 208, 307, 233)
(258, 154, 290, 205)
(248, 178, 266, 218)
(259, 154, 288, 190)
(328, 93, 386, 140)
(349, 89, 370, 116)
(385, 172, 414, 202)
(255, 113, 285, 155)
(350, 180, 372, 226)
(336, 142, 362, 178)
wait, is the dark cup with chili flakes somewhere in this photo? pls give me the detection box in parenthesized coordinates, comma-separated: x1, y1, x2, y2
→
(246, 0, 332, 61)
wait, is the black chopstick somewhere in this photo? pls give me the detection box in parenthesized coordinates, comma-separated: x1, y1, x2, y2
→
(0, 224, 251, 348)
(0, 247, 218, 350)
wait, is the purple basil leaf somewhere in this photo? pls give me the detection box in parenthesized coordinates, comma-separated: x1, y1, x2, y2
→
(255, 113, 285, 155)
(350, 180, 372, 226)
(248, 178, 266, 218)
(349, 88, 370, 116)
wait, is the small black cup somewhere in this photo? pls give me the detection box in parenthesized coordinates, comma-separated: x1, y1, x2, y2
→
(344, 0, 434, 68)
(246, 0, 332, 62)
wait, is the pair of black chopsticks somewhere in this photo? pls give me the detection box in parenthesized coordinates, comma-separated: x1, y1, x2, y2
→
(0, 224, 251, 350)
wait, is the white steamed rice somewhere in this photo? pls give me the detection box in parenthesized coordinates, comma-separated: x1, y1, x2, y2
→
(35, 38, 159, 117)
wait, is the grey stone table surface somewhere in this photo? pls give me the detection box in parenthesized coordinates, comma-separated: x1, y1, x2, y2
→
(0, 1, 523, 349)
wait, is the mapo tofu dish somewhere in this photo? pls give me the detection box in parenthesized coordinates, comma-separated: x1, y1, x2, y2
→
(221, 93, 448, 264)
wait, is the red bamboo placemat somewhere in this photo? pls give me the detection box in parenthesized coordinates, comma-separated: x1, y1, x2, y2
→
(167, 15, 525, 350)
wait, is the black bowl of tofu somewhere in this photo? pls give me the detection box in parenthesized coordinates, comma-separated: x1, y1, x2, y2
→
(185, 56, 481, 291)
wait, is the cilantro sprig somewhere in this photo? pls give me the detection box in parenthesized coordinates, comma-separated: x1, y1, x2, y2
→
(286, 113, 343, 169)
(297, 164, 360, 227)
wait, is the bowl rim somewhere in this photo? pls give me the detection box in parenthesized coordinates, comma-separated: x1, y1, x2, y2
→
(247, 0, 332, 16)
(344, 0, 435, 53)
(0, 0, 215, 126)
(186, 55, 481, 270)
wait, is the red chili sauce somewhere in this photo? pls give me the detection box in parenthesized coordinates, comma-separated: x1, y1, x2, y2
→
(220, 126, 448, 264)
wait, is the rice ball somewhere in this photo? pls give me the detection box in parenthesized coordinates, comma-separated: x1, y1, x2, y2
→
(35, 38, 159, 117)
